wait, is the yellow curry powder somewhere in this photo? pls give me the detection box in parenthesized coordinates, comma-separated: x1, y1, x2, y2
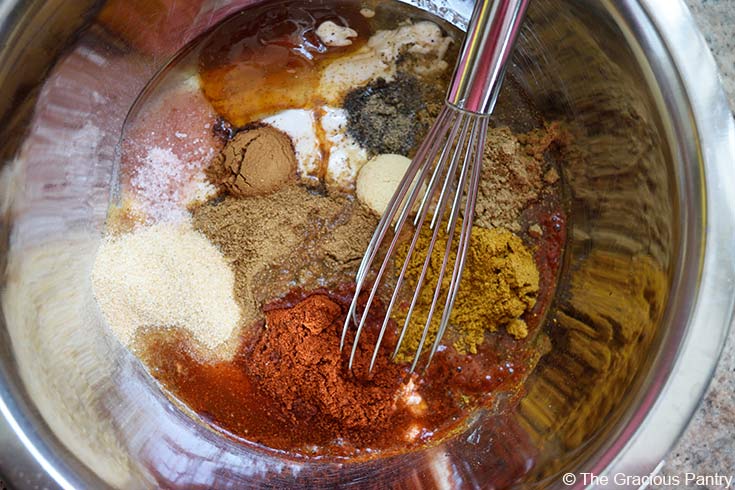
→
(393, 225, 539, 362)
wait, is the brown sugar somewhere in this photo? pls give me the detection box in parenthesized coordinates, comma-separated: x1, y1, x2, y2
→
(206, 125, 296, 197)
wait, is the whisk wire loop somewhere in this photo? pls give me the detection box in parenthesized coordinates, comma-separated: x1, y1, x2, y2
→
(342, 0, 529, 372)
(343, 105, 491, 373)
(366, 114, 461, 371)
(341, 108, 455, 365)
(405, 115, 474, 373)
(426, 117, 489, 367)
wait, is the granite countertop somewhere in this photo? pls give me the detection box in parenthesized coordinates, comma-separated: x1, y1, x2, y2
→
(655, 1, 735, 487)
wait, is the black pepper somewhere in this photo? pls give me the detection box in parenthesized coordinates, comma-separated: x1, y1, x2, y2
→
(343, 73, 428, 156)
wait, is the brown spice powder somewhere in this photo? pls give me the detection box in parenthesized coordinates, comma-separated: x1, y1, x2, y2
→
(473, 127, 544, 232)
(205, 125, 296, 197)
(473, 123, 570, 231)
(517, 121, 573, 161)
(191, 185, 378, 331)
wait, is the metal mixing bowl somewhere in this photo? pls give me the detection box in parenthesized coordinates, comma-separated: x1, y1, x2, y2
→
(0, 0, 733, 488)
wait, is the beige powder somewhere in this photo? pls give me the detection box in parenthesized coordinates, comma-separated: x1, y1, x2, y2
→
(472, 124, 568, 231)
(472, 127, 544, 231)
(191, 185, 378, 331)
(91, 222, 240, 351)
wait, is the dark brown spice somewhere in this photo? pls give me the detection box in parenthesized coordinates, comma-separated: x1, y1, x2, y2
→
(343, 73, 428, 155)
(205, 125, 297, 197)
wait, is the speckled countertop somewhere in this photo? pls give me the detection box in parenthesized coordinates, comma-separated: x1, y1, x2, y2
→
(654, 0, 735, 487)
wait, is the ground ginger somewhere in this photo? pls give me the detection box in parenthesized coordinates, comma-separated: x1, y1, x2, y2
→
(393, 225, 539, 362)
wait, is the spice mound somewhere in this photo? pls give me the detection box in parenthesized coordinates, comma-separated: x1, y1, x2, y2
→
(356, 153, 413, 215)
(395, 226, 539, 362)
(343, 74, 428, 156)
(91, 222, 240, 354)
(249, 294, 404, 432)
(473, 125, 569, 231)
(206, 125, 296, 197)
(138, 289, 484, 456)
(191, 185, 378, 332)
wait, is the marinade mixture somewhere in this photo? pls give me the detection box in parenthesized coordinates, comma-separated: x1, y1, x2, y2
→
(92, 0, 569, 459)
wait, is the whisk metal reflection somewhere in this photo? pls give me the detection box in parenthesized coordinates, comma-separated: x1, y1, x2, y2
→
(341, 0, 530, 372)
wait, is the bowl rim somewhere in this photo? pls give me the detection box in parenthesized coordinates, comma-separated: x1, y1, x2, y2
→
(404, 0, 735, 485)
(0, 0, 733, 489)
(577, 0, 735, 487)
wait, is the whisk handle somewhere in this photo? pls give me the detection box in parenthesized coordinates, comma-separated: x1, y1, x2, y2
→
(446, 0, 530, 115)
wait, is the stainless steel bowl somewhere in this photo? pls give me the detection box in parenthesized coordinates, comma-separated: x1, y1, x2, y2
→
(0, 0, 733, 488)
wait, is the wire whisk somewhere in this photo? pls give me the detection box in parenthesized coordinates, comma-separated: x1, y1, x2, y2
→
(341, 0, 531, 372)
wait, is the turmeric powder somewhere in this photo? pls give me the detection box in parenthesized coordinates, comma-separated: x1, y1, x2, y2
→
(393, 225, 539, 362)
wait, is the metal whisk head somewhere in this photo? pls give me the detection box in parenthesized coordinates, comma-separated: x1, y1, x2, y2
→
(341, 0, 530, 372)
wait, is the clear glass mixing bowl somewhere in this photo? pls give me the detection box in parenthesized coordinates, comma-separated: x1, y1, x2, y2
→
(0, 0, 733, 488)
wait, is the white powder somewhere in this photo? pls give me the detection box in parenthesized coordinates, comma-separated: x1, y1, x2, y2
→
(321, 106, 368, 188)
(319, 21, 451, 104)
(319, 50, 388, 105)
(368, 21, 451, 61)
(262, 109, 322, 183)
(92, 222, 240, 351)
(316, 21, 358, 47)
